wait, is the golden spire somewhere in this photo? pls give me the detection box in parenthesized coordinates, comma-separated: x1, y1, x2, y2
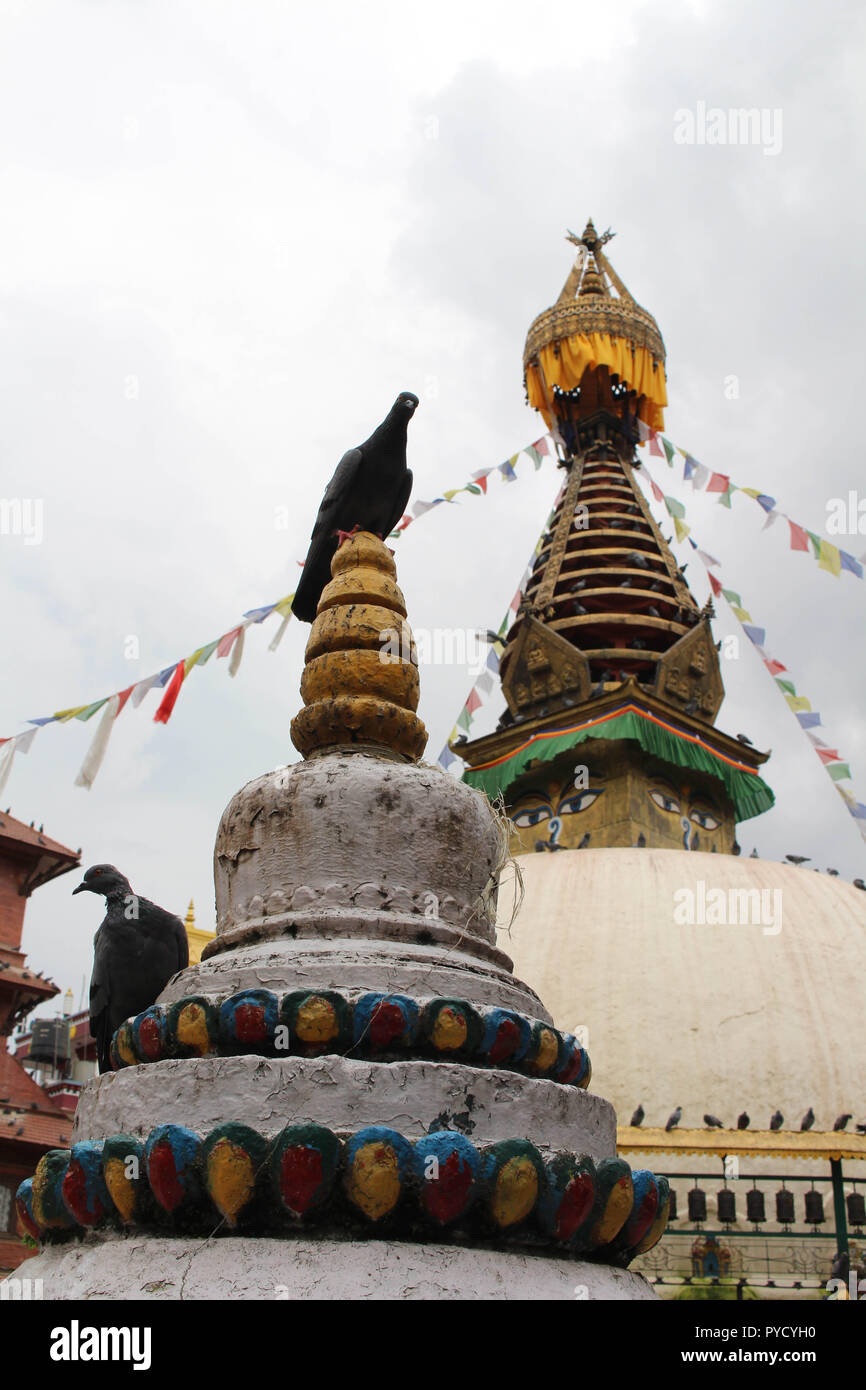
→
(184, 899, 195, 930)
(290, 531, 427, 761)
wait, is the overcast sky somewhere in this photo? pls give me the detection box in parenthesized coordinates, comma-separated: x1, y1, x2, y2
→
(2, 0, 864, 1020)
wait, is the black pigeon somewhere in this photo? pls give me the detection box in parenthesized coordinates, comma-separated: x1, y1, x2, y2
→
(834, 1114, 852, 1131)
(785, 854, 810, 865)
(732, 841, 741, 856)
(74, 864, 188, 1073)
(800, 1107, 815, 1131)
(827, 868, 839, 877)
(577, 832, 591, 849)
(291, 392, 418, 622)
(647, 606, 661, 618)
(749, 848, 759, 858)
(683, 696, 698, 715)
(704, 1114, 724, 1128)
(737, 1112, 750, 1130)
(635, 832, 646, 847)
(770, 1110, 784, 1130)
(482, 629, 502, 645)
(736, 733, 753, 746)
(854, 879, 866, 891)
(856, 1122, 866, 1134)
(631, 1105, 645, 1127)
(665, 1106, 682, 1132)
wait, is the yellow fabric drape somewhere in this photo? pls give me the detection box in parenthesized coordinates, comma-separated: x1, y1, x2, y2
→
(526, 333, 667, 432)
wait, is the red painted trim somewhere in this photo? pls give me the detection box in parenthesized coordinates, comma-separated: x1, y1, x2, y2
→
(467, 704, 760, 776)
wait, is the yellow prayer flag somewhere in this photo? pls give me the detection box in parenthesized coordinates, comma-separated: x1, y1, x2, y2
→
(818, 539, 841, 576)
(673, 517, 690, 542)
(184, 648, 205, 677)
(741, 488, 762, 499)
(443, 489, 460, 502)
(785, 695, 812, 713)
(54, 706, 89, 722)
(731, 606, 753, 623)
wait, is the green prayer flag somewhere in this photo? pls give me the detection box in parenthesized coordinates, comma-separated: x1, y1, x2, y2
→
(807, 531, 822, 558)
(662, 437, 675, 465)
(775, 678, 796, 695)
(664, 495, 686, 519)
(456, 707, 472, 733)
(721, 588, 742, 607)
(828, 763, 852, 781)
(76, 698, 109, 722)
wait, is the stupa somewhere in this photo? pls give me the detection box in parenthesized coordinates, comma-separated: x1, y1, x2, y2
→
(14, 525, 669, 1299)
(459, 219, 774, 851)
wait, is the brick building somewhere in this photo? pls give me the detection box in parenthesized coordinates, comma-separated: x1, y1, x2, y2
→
(0, 809, 80, 1273)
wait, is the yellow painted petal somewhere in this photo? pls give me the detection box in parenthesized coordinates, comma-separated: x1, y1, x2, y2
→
(176, 1003, 212, 1055)
(431, 1007, 468, 1052)
(207, 1138, 255, 1225)
(345, 1142, 401, 1220)
(591, 1174, 634, 1244)
(104, 1157, 137, 1223)
(296, 996, 339, 1043)
(491, 1156, 539, 1228)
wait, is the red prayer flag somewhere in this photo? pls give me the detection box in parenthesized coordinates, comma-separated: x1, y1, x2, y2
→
(764, 659, 787, 677)
(816, 748, 842, 764)
(465, 688, 482, 715)
(788, 520, 809, 552)
(115, 685, 135, 717)
(474, 475, 488, 494)
(708, 572, 723, 596)
(649, 477, 664, 502)
(217, 627, 242, 658)
(534, 436, 550, 456)
(153, 661, 186, 724)
(706, 472, 730, 494)
(649, 432, 663, 456)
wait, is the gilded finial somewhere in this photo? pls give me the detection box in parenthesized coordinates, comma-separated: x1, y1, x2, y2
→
(184, 899, 195, 930)
(290, 532, 427, 761)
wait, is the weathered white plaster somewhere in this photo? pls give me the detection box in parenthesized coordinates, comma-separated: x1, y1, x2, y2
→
(164, 935, 549, 1019)
(72, 1054, 615, 1156)
(213, 756, 503, 945)
(23, 1232, 656, 1300)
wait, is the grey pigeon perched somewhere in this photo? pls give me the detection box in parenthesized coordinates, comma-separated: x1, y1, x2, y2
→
(291, 392, 418, 623)
(800, 1107, 815, 1131)
(74, 864, 188, 1073)
(737, 1112, 750, 1130)
(770, 1109, 784, 1130)
(834, 1114, 852, 1131)
(704, 1114, 724, 1128)
(631, 1104, 645, 1127)
(665, 1106, 682, 1132)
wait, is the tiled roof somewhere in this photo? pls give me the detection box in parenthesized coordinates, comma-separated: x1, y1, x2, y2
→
(0, 810, 79, 863)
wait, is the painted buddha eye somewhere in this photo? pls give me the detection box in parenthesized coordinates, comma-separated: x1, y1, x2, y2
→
(650, 789, 681, 814)
(558, 789, 602, 816)
(513, 805, 552, 828)
(690, 808, 720, 830)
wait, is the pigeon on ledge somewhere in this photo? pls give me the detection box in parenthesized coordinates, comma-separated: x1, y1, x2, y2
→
(74, 864, 189, 1073)
(292, 392, 418, 623)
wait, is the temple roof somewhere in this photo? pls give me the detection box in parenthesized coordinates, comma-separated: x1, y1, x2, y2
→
(0, 809, 80, 892)
(524, 220, 668, 432)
